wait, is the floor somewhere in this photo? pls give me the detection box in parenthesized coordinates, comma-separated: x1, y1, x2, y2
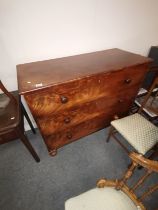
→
(0, 128, 158, 210)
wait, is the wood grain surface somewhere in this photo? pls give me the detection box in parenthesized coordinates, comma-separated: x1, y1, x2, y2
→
(17, 49, 152, 155)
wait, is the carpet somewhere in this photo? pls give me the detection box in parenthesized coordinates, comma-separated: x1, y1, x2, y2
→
(0, 128, 157, 210)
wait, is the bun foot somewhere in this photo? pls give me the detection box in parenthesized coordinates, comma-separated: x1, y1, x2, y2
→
(49, 149, 57, 156)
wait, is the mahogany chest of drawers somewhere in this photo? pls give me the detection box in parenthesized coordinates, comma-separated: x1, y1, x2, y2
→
(17, 49, 152, 156)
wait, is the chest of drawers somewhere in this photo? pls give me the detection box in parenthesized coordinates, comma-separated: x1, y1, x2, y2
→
(17, 49, 152, 156)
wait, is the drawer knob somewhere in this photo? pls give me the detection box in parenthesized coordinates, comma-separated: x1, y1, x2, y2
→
(118, 99, 123, 103)
(66, 132, 72, 139)
(124, 79, 132, 84)
(60, 95, 68, 103)
(113, 115, 119, 120)
(64, 117, 71, 123)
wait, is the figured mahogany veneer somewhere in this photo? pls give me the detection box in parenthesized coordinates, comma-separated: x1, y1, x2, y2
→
(17, 49, 152, 156)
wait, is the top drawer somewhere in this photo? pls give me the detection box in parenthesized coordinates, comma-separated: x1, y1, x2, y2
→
(24, 65, 147, 117)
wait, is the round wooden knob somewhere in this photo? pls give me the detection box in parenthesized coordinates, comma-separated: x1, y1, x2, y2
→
(64, 117, 71, 123)
(124, 79, 132, 84)
(49, 149, 57, 156)
(118, 99, 123, 103)
(60, 95, 68, 103)
(113, 115, 119, 120)
(66, 132, 72, 139)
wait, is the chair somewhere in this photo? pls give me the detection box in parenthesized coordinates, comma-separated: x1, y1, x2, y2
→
(0, 80, 40, 162)
(65, 152, 158, 210)
(105, 74, 158, 158)
(133, 46, 158, 122)
(142, 46, 158, 90)
(138, 77, 158, 118)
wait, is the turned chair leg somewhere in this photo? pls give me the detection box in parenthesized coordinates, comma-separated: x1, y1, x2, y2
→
(148, 144, 158, 160)
(16, 127, 40, 162)
(138, 145, 158, 170)
(21, 103, 36, 134)
(149, 150, 158, 160)
(106, 126, 114, 143)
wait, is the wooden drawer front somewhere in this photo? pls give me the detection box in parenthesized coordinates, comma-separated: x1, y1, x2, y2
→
(45, 100, 131, 150)
(25, 65, 146, 117)
(36, 87, 136, 136)
(0, 131, 18, 144)
(45, 116, 107, 150)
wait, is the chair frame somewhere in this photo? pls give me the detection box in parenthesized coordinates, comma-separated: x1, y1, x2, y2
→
(0, 80, 40, 162)
(132, 64, 158, 122)
(97, 152, 158, 210)
(138, 76, 158, 116)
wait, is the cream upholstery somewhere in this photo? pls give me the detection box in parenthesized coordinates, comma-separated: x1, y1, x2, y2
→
(65, 187, 140, 210)
(111, 113, 158, 155)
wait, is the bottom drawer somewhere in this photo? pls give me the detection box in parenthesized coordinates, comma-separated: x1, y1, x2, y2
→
(44, 107, 129, 154)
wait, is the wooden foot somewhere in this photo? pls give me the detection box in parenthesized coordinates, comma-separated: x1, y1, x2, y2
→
(49, 149, 57, 156)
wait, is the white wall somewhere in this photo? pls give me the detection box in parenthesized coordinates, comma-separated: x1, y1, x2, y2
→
(0, 0, 158, 129)
(0, 0, 158, 91)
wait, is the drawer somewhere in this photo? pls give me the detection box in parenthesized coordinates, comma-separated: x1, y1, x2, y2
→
(25, 65, 146, 117)
(45, 101, 131, 151)
(45, 115, 111, 150)
(36, 88, 136, 136)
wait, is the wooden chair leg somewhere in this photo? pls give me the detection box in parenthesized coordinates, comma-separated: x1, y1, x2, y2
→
(138, 144, 158, 170)
(106, 126, 114, 142)
(21, 102, 36, 134)
(16, 127, 40, 162)
(148, 145, 158, 160)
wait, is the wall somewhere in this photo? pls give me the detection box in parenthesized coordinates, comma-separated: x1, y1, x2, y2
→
(0, 0, 158, 128)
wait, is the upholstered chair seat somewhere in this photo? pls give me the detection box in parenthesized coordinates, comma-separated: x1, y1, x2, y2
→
(65, 187, 140, 210)
(111, 113, 158, 155)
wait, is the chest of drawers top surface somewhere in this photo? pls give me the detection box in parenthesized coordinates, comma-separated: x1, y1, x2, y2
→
(17, 48, 152, 94)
